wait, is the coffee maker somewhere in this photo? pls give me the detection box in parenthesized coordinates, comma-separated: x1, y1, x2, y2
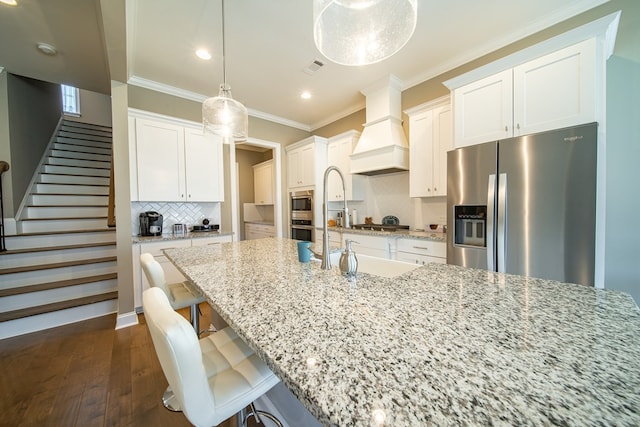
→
(139, 211, 163, 236)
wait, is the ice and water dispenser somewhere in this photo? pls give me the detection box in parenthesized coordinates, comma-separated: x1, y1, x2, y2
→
(453, 206, 486, 247)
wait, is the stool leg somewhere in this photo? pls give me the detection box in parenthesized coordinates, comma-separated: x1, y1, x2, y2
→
(189, 303, 200, 333)
(243, 402, 284, 427)
(162, 385, 182, 412)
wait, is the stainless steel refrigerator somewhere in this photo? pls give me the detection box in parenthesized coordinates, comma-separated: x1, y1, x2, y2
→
(446, 122, 597, 286)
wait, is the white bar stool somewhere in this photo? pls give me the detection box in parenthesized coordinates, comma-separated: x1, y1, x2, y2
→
(143, 287, 283, 427)
(140, 252, 211, 411)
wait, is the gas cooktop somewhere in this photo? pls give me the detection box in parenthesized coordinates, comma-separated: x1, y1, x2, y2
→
(349, 224, 410, 232)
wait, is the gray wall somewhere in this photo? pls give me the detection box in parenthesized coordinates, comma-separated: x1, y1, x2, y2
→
(6, 74, 62, 213)
(604, 55, 640, 303)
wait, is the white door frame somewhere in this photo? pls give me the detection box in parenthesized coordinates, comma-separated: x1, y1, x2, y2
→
(229, 138, 283, 241)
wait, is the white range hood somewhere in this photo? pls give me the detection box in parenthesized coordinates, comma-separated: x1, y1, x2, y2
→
(350, 75, 409, 176)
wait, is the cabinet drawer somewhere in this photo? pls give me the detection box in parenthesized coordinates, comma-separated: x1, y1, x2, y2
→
(140, 239, 191, 256)
(191, 235, 233, 246)
(396, 252, 447, 266)
(396, 239, 446, 258)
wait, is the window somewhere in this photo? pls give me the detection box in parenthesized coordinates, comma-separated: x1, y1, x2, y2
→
(61, 85, 80, 115)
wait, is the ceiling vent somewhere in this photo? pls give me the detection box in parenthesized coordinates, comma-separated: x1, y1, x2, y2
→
(303, 59, 325, 75)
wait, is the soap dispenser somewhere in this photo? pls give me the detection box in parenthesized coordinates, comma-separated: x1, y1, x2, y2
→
(340, 239, 358, 277)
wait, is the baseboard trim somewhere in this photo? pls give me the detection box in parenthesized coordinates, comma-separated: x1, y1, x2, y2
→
(115, 311, 138, 330)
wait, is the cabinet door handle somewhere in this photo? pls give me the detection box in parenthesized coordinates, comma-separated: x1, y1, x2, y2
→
(504, 125, 508, 132)
(434, 187, 437, 192)
(412, 246, 430, 250)
(516, 123, 520, 130)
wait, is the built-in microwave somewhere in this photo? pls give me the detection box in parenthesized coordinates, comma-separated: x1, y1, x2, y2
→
(291, 190, 313, 212)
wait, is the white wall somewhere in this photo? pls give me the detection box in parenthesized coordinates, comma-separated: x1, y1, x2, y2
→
(604, 55, 640, 305)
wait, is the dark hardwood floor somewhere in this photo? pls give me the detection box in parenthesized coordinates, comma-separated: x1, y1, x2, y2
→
(0, 305, 253, 427)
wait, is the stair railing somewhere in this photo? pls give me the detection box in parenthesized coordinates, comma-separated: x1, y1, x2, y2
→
(0, 160, 9, 251)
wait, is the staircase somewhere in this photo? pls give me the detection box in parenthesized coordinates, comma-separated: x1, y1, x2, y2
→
(0, 119, 118, 339)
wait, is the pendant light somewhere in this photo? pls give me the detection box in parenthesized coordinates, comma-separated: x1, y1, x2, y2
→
(313, 0, 418, 66)
(202, 0, 248, 141)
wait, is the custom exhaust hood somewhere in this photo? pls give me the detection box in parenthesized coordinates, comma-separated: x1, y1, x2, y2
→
(350, 75, 409, 176)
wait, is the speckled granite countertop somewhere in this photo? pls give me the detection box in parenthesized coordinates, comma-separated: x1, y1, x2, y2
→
(164, 238, 640, 426)
(323, 226, 446, 242)
(132, 230, 233, 244)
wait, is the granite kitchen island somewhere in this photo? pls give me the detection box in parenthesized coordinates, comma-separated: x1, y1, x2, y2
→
(164, 238, 640, 426)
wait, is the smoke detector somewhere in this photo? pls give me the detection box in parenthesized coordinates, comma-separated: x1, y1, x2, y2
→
(37, 43, 57, 56)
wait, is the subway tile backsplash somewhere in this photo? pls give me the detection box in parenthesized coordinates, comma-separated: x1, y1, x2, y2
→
(131, 202, 221, 235)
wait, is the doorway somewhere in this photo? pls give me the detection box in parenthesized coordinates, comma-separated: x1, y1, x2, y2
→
(229, 138, 283, 241)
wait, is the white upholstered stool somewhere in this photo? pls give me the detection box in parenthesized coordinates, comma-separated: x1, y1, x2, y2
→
(143, 287, 283, 427)
(140, 252, 211, 411)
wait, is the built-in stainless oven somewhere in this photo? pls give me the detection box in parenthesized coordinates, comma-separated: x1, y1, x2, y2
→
(291, 190, 314, 242)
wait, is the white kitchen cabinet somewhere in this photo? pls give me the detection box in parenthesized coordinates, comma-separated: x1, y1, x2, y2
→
(286, 136, 327, 189)
(407, 97, 452, 197)
(245, 222, 275, 240)
(316, 229, 342, 249)
(453, 39, 596, 147)
(191, 235, 233, 246)
(395, 238, 446, 265)
(327, 130, 365, 201)
(342, 233, 389, 259)
(253, 160, 274, 205)
(135, 118, 185, 201)
(133, 116, 224, 202)
(183, 127, 224, 202)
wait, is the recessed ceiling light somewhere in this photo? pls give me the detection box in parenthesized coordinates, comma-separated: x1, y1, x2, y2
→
(196, 49, 211, 60)
(36, 43, 57, 56)
(301, 91, 312, 100)
(0, 0, 18, 6)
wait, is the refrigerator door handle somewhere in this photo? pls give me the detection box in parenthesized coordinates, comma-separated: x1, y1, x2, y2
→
(497, 173, 507, 273)
(487, 174, 496, 271)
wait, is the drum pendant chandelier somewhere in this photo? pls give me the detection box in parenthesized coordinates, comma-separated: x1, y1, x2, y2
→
(313, 0, 418, 66)
(202, 0, 248, 141)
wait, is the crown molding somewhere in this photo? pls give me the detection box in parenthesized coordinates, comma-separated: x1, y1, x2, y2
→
(127, 75, 311, 132)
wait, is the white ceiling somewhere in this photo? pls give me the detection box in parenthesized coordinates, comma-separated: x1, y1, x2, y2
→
(0, 0, 609, 131)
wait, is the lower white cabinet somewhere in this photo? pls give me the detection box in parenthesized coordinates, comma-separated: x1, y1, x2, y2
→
(342, 233, 389, 258)
(132, 235, 232, 309)
(245, 223, 275, 240)
(395, 238, 446, 265)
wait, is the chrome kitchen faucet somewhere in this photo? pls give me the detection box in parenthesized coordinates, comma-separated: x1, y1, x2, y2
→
(314, 166, 349, 270)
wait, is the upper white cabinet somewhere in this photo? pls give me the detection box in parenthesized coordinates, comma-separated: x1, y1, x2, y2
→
(327, 130, 365, 201)
(406, 96, 452, 197)
(131, 114, 224, 202)
(452, 39, 597, 147)
(286, 136, 327, 189)
(183, 127, 224, 202)
(253, 159, 274, 205)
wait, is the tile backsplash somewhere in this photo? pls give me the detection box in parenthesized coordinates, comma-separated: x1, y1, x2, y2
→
(131, 202, 221, 235)
(328, 172, 447, 231)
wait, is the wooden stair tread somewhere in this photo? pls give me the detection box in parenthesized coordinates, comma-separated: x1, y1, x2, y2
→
(8, 228, 115, 237)
(36, 182, 110, 187)
(0, 291, 118, 322)
(30, 193, 108, 196)
(0, 256, 117, 275)
(26, 204, 108, 208)
(44, 163, 111, 170)
(0, 241, 116, 256)
(0, 273, 118, 297)
(20, 216, 107, 221)
(39, 173, 109, 178)
(48, 155, 110, 162)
